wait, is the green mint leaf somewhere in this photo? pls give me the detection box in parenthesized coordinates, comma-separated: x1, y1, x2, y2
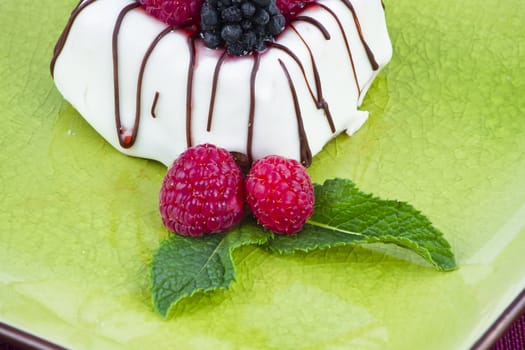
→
(151, 219, 270, 317)
(266, 178, 457, 271)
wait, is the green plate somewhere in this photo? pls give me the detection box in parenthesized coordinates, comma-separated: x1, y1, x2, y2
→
(1, 0, 524, 349)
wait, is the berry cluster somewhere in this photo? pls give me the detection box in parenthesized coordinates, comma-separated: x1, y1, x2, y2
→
(159, 144, 314, 236)
(200, 0, 286, 55)
(140, 0, 315, 55)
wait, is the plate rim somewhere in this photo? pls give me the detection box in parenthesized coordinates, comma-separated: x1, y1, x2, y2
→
(1, 287, 525, 350)
(0, 321, 66, 350)
(471, 287, 525, 349)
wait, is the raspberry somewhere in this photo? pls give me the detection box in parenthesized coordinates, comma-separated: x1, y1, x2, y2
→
(276, 0, 315, 21)
(139, 0, 203, 27)
(159, 144, 245, 236)
(246, 155, 314, 235)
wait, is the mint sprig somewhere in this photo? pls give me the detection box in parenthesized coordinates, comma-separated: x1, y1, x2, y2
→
(151, 220, 269, 317)
(151, 178, 457, 317)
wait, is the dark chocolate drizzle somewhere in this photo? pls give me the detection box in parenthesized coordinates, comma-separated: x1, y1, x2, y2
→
(246, 53, 261, 164)
(207, 50, 228, 132)
(317, 3, 361, 97)
(112, 2, 141, 148)
(51, 0, 380, 166)
(137, 27, 175, 132)
(186, 34, 198, 148)
(293, 16, 331, 40)
(269, 41, 335, 133)
(289, 20, 336, 132)
(278, 59, 312, 167)
(341, 0, 379, 70)
(50, 0, 98, 77)
(230, 151, 252, 175)
(151, 91, 160, 118)
(290, 24, 335, 132)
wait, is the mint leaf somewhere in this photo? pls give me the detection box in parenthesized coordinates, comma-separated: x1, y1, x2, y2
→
(151, 220, 270, 317)
(266, 178, 457, 271)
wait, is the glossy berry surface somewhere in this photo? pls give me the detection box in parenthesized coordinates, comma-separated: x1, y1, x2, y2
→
(200, 0, 285, 55)
(159, 144, 245, 236)
(246, 155, 314, 234)
(140, 0, 203, 27)
(276, 0, 315, 21)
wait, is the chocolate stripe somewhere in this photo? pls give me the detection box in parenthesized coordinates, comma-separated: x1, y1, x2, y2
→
(112, 2, 141, 148)
(135, 26, 176, 142)
(186, 34, 198, 148)
(278, 59, 312, 167)
(246, 53, 261, 164)
(207, 50, 228, 132)
(318, 3, 362, 97)
(151, 91, 160, 118)
(290, 25, 336, 133)
(50, 0, 99, 77)
(342, 0, 380, 70)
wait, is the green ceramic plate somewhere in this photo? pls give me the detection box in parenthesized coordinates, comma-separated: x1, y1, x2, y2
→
(1, 0, 524, 349)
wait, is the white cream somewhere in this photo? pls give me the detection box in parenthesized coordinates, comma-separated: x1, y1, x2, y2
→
(52, 0, 392, 166)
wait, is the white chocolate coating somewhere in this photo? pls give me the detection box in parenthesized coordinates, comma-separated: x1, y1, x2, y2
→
(52, 0, 392, 166)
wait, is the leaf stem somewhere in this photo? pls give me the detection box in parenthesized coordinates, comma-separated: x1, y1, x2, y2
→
(305, 219, 365, 237)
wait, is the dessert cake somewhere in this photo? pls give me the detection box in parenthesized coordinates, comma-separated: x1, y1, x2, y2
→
(51, 0, 392, 167)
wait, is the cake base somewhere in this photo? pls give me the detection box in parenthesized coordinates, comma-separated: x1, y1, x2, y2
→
(52, 0, 392, 166)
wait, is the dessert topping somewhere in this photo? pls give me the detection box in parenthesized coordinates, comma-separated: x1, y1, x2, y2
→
(246, 155, 314, 234)
(139, 0, 203, 27)
(200, 0, 285, 55)
(276, 0, 316, 21)
(159, 144, 245, 236)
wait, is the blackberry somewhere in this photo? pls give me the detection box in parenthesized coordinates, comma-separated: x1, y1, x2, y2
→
(200, 0, 285, 55)
(221, 6, 242, 22)
(202, 31, 222, 48)
(253, 0, 271, 7)
(221, 24, 243, 41)
(253, 9, 270, 25)
(241, 2, 256, 17)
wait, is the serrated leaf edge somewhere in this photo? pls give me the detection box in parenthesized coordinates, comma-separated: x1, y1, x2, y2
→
(153, 236, 233, 318)
(153, 223, 272, 318)
(267, 232, 456, 271)
(266, 178, 457, 271)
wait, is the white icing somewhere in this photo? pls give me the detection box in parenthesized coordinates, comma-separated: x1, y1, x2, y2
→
(53, 0, 392, 166)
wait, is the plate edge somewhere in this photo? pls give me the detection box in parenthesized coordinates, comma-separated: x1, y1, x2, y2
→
(0, 322, 67, 350)
(471, 288, 525, 350)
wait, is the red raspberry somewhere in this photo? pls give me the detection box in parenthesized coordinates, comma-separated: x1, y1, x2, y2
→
(159, 144, 245, 236)
(276, 0, 316, 21)
(246, 155, 314, 235)
(139, 0, 203, 27)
